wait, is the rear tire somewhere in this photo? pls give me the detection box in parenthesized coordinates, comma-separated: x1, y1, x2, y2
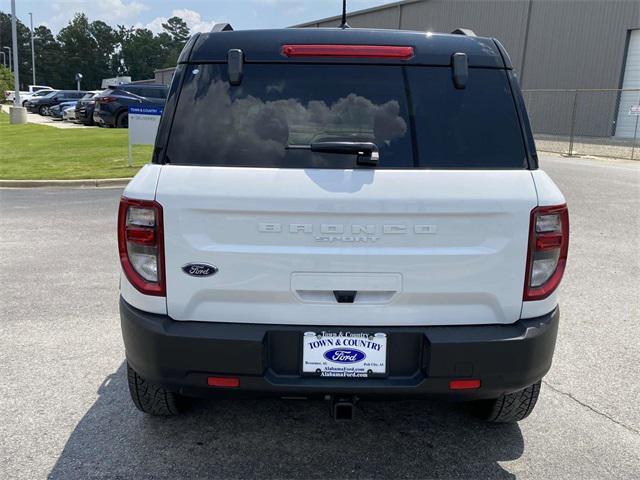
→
(39, 105, 48, 115)
(126, 362, 187, 416)
(116, 111, 128, 128)
(472, 380, 541, 423)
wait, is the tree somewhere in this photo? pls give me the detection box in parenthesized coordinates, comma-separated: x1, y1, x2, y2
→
(117, 26, 165, 81)
(57, 13, 117, 89)
(0, 9, 193, 89)
(0, 64, 12, 96)
(89, 20, 119, 85)
(162, 17, 189, 44)
(159, 17, 190, 68)
(33, 25, 63, 87)
(0, 12, 34, 89)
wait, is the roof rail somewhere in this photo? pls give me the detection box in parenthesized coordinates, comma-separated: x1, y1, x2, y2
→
(451, 28, 476, 36)
(212, 23, 233, 32)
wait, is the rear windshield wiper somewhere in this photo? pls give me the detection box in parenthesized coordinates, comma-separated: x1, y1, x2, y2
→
(286, 141, 379, 167)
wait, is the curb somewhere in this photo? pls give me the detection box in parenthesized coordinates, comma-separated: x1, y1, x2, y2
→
(0, 178, 131, 188)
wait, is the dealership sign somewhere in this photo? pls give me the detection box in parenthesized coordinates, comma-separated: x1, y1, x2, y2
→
(128, 106, 163, 167)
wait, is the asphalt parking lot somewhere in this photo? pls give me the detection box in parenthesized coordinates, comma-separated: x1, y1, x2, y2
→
(1, 154, 639, 479)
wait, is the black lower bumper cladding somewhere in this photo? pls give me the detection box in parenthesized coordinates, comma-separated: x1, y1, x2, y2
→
(120, 297, 559, 401)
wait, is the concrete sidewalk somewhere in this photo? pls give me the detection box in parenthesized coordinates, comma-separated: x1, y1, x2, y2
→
(1, 104, 93, 129)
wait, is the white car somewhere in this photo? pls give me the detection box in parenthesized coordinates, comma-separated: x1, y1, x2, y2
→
(62, 105, 77, 122)
(5, 85, 54, 105)
(117, 27, 569, 423)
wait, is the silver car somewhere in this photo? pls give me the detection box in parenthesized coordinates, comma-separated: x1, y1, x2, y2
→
(62, 105, 77, 122)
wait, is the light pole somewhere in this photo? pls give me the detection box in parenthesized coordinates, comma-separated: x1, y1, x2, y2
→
(9, 0, 27, 124)
(29, 12, 35, 85)
(75, 72, 83, 91)
(0, 52, 6, 68)
(3, 46, 11, 72)
(10, 2, 19, 104)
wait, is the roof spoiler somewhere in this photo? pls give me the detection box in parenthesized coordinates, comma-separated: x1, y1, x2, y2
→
(451, 28, 476, 36)
(212, 23, 234, 32)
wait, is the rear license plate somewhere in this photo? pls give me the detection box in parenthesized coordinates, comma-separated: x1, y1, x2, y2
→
(302, 332, 387, 378)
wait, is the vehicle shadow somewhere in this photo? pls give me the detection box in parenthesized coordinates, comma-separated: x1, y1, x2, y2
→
(48, 362, 523, 479)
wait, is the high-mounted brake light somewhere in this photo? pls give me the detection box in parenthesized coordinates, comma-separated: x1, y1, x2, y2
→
(281, 44, 414, 60)
(524, 204, 569, 301)
(118, 197, 165, 296)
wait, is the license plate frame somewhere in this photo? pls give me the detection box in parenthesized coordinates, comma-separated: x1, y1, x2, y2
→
(301, 332, 388, 378)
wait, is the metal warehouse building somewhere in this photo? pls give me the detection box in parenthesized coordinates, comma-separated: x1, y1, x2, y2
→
(295, 0, 640, 139)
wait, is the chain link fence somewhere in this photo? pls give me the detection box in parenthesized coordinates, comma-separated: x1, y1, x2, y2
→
(522, 89, 640, 160)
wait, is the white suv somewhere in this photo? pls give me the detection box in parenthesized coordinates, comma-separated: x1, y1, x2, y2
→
(118, 27, 568, 422)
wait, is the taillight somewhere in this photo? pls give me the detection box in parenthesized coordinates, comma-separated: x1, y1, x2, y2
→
(97, 96, 116, 104)
(524, 204, 569, 301)
(118, 197, 165, 296)
(281, 44, 414, 59)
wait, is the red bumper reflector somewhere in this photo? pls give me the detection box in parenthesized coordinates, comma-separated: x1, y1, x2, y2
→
(449, 379, 481, 390)
(281, 44, 414, 60)
(207, 376, 240, 388)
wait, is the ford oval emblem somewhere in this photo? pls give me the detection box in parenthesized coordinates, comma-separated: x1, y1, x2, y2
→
(323, 348, 366, 364)
(182, 263, 218, 277)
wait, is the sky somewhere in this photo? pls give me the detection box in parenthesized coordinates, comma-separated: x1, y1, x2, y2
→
(1, 0, 393, 34)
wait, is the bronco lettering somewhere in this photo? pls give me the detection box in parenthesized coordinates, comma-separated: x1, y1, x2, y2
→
(258, 223, 437, 240)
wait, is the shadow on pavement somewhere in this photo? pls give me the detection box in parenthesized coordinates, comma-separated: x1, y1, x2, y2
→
(48, 362, 524, 479)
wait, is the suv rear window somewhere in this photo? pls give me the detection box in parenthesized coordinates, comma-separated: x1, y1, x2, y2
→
(149, 87, 168, 98)
(121, 86, 142, 96)
(165, 64, 526, 169)
(122, 86, 167, 98)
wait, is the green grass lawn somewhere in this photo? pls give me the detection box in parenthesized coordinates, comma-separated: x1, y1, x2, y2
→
(0, 111, 153, 179)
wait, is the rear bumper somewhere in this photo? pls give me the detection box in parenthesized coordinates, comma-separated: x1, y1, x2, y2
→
(93, 110, 109, 126)
(93, 108, 117, 126)
(76, 108, 93, 124)
(120, 297, 559, 400)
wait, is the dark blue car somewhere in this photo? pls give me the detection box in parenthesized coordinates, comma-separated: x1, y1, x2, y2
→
(26, 90, 86, 116)
(93, 84, 168, 128)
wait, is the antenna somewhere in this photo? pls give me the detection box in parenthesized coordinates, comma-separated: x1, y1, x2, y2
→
(340, 0, 350, 29)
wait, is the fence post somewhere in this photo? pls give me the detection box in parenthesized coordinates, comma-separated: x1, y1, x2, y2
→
(567, 89, 578, 156)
